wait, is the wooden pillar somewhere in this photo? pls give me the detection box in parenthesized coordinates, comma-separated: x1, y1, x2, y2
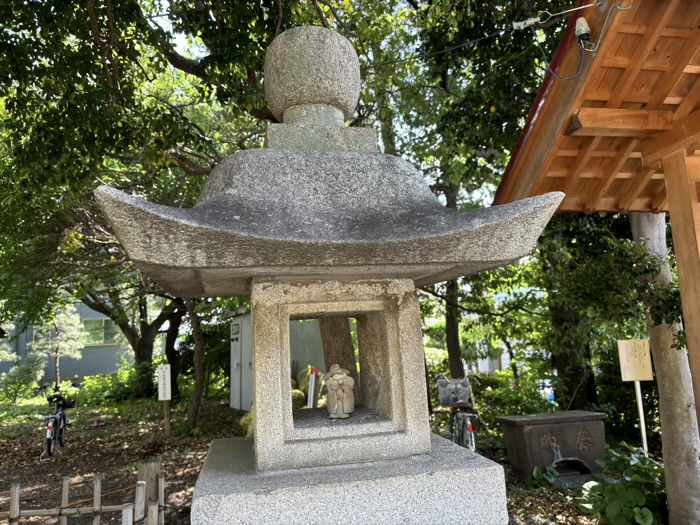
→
(663, 149, 700, 429)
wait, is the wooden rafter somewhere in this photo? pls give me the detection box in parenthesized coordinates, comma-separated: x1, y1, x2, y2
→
(588, 139, 638, 211)
(619, 166, 656, 210)
(567, 108, 674, 137)
(676, 77, 700, 120)
(607, 0, 680, 108)
(564, 137, 601, 195)
(641, 109, 700, 165)
(651, 188, 668, 212)
(648, 29, 700, 108)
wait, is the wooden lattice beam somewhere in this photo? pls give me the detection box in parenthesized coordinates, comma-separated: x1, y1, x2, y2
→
(567, 108, 674, 137)
(588, 139, 638, 211)
(607, 0, 680, 108)
(618, 166, 656, 210)
(641, 109, 700, 165)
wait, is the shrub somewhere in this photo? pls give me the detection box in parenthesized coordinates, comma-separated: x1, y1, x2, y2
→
(471, 369, 553, 431)
(578, 443, 666, 525)
(80, 358, 155, 405)
(0, 352, 45, 403)
(424, 347, 450, 409)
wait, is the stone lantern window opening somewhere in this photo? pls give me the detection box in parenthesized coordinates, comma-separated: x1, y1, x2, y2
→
(287, 314, 360, 402)
(284, 303, 400, 434)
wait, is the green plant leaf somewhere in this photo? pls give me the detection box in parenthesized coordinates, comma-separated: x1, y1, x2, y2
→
(634, 507, 654, 525)
(622, 488, 646, 506)
(606, 499, 625, 520)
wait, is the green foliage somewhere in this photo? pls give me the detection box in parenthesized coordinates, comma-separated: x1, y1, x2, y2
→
(0, 321, 17, 362)
(30, 304, 87, 383)
(79, 358, 154, 405)
(594, 342, 660, 447)
(0, 352, 45, 403)
(424, 346, 450, 408)
(472, 369, 552, 431)
(578, 444, 666, 525)
(530, 464, 559, 488)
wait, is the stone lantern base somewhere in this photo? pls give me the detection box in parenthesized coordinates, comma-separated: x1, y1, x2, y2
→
(191, 435, 508, 525)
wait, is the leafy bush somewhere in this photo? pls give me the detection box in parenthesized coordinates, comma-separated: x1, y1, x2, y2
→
(471, 369, 553, 431)
(80, 359, 155, 405)
(0, 352, 45, 403)
(529, 464, 559, 488)
(593, 341, 660, 448)
(578, 443, 666, 525)
(424, 347, 450, 409)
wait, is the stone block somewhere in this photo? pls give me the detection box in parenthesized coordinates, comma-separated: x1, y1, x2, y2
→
(497, 410, 607, 478)
(191, 435, 509, 525)
(265, 123, 378, 152)
(251, 279, 431, 471)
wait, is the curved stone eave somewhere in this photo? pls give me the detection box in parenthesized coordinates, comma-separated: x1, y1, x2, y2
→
(95, 185, 563, 296)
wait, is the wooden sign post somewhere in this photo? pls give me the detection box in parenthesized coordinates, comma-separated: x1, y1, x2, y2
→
(617, 339, 654, 453)
(156, 364, 172, 435)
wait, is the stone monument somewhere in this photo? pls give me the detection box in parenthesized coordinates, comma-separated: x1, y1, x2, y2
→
(96, 25, 563, 525)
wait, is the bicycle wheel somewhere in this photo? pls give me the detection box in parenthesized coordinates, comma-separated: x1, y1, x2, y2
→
(57, 413, 66, 447)
(456, 413, 476, 451)
(45, 432, 55, 457)
(464, 415, 476, 451)
(457, 415, 468, 448)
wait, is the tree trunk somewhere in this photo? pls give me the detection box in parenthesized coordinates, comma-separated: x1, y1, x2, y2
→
(319, 317, 359, 399)
(549, 308, 597, 409)
(186, 300, 205, 430)
(164, 307, 186, 401)
(443, 183, 465, 378)
(371, 43, 398, 157)
(630, 212, 700, 525)
(503, 338, 519, 384)
(54, 347, 61, 387)
(134, 334, 156, 364)
(445, 279, 465, 378)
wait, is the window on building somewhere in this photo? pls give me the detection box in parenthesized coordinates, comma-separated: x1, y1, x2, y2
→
(83, 319, 118, 346)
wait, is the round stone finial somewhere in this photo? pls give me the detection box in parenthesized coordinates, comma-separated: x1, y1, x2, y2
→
(264, 26, 361, 124)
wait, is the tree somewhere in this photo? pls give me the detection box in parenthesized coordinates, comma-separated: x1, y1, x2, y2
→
(30, 305, 87, 386)
(630, 212, 700, 524)
(0, 1, 275, 388)
(185, 299, 205, 431)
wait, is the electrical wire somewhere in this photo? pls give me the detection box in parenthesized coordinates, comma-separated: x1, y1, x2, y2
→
(362, 28, 511, 71)
(586, 1, 634, 54)
(363, 1, 632, 81)
(531, 26, 586, 81)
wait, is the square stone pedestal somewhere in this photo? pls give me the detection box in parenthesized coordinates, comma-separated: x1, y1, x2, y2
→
(191, 435, 508, 525)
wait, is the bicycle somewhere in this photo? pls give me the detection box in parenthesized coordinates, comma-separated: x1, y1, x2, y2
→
(450, 402, 478, 451)
(436, 375, 479, 452)
(40, 388, 70, 461)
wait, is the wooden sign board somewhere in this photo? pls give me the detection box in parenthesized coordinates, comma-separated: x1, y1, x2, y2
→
(617, 339, 653, 382)
(157, 364, 171, 401)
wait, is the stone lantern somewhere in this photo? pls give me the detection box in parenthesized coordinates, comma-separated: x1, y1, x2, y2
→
(96, 25, 562, 525)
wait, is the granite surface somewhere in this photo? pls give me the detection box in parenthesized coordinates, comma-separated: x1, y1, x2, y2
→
(264, 26, 361, 122)
(95, 25, 563, 298)
(94, 149, 563, 297)
(251, 280, 431, 471)
(191, 434, 509, 525)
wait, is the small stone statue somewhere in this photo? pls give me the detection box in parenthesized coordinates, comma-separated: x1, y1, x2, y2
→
(324, 364, 355, 419)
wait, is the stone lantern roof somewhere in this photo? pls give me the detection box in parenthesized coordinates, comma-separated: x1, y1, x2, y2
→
(95, 26, 563, 298)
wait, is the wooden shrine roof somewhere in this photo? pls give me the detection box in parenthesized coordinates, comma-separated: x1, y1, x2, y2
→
(494, 0, 700, 212)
